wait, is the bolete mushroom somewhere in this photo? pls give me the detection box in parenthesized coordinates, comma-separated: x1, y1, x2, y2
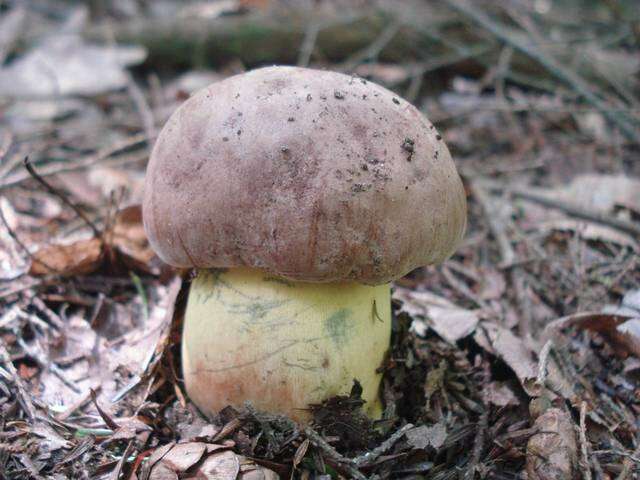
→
(143, 66, 466, 421)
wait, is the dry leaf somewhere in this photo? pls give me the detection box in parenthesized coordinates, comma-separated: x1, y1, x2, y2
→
(29, 238, 102, 276)
(145, 443, 274, 480)
(474, 322, 540, 396)
(0, 6, 145, 98)
(394, 287, 480, 343)
(405, 423, 447, 451)
(544, 312, 640, 358)
(538, 219, 638, 250)
(485, 382, 518, 407)
(196, 450, 241, 479)
(534, 174, 640, 215)
(111, 205, 157, 272)
(29, 205, 161, 277)
(156, 442, 208, 471)
(353, 63, 412, 85)
(526, 408, 577, 480)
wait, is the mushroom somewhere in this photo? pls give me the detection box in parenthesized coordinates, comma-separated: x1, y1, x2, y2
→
(143, 66, 466, 421)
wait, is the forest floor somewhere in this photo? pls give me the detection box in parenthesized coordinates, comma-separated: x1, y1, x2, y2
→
(1, 1, 639, 479)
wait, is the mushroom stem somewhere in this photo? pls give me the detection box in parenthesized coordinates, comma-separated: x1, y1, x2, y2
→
(182, 267, 391, 422)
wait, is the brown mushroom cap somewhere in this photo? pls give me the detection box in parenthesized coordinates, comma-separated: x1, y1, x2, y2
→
(143, 66, 466, 284)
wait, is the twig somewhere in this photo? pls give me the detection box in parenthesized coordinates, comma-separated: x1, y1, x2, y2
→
(212, 417, 243, 442)
(0, 198, 59, 274)
(510, 187, 640, 237)
(90, 388, 120, 431)
(536, 340, 553, 388)
(339, 20, 403, 72)
(616, 439, 640, 480)
(303, 426, 367, 480)
(56, 388, 95, 421)
(442, 0, 640, 143)
(17, 338, 81, 394)
(470, 180, 516, 267)
(441, 265, 489, 310)
(17, 454, 45, 480)
(470, 180, 534, 336)
(109, 439, 135, 480)
(23, 157, 100, 236)
(479, 179, 640, 237)
(0, 134, 147, 190)
(0, 341, 36, 420)
(297, 18, 321, 67)
(352, 423, 414, 467)
(464, 363, 490, 480)
(579, 402, 593, 480)
(30, 296, 65, 330)
(126, 73, 156, 145)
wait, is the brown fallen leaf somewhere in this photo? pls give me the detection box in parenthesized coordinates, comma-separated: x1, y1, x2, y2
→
(143, 442, 277, 480)
(29, 205, 162, 277)
(474, 322, 540, 396)
(394, 287, 481, 343)
(111, 204, 157, 273)
(29, 237, 103, 276)
(544, 312, 640, 358)
(526, 408, 578, 480)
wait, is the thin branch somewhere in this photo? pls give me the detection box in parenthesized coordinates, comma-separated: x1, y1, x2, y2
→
(0, 341, 37, 420)
(126, 73, 156, 145)
(297, 18, 321, 67)
(23, 156, 101, 236)
(339, 20, 403, 72)
(510, 187, 640, 237)
(579, 402, 594, 480)
(0, 134, 147, 190)
(0, 198, 59, 274)
(470, 180, 516, 267)
(443, 0, 640, 143)
(464, 362, 490, 480)
(303, 426, 367, 480)
(353, 423, 414, 467)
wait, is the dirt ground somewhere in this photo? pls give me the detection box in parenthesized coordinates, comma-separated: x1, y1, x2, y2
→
(1, 1, 639, 479)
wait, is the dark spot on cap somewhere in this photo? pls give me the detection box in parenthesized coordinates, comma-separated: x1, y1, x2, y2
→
(351, 183, 371, 193)
(436, 134, 442, 140)
(306, 94, 312, 101)
(288, 117, 295, 122)
(392, 97, 400, 104)
(237, 130, 242, 135)
(334, 90, 345, 100)
(281, 146, 289, 153)
(402, 138, 415, 152)
(222, 137, 229, 142)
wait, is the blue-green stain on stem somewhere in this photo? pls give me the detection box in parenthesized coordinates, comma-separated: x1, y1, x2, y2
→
(324, 309, 353, 348)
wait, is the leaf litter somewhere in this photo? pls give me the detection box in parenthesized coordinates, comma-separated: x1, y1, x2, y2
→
(1, 1, 640, 479)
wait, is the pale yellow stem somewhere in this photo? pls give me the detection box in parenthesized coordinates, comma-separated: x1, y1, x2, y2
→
(182, 267, 391, 422)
